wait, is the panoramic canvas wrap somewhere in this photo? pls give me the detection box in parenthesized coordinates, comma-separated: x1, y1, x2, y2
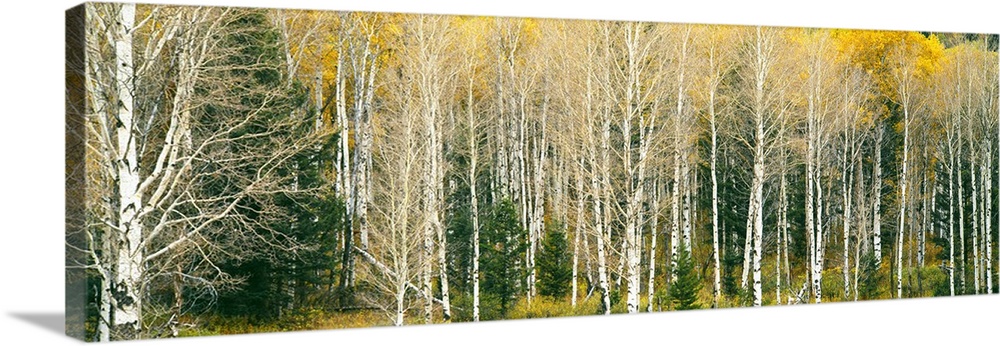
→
(65, 2, 1000, 342)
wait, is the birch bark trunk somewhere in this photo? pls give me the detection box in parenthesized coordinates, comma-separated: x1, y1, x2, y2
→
(573, 156, 585, 309)
(983, 144, 992, 294)
(949, 130, 956, 296)
(750, 125, 764, 307)
(359, 44, 376, 254)
(748, 27, 768, 307)
(672, 131, 683, 284)
(332, 27, 351, 286)
(973, 144, 980, 294)
(623, 24, 667, 313)
(468, 70, 482, 322)
(335, 28, 350, 202)
(842, 135, 853, 300)
(672, 33, 685, 281)
(647, 178, 660, 312)
(529, 91, 549, 304)
(343, 27, 377, 292)
(815, 161, 825, 303)
(920, 158, 927, 273)
(411, 17, 452, 322)
(111, 3, 144, 337)
(805, 71, 818, 304)
(585, 61, 611, 314)
(897, 96, 911, 300)
(959, 128, 967, 293)
(777, 162, 788, 305)
(592, 154, 611, 314)
(710, 83, 722, 308)
(854, 152, 865, 301)
(874, 129, 884, 268)
(918, 148, 928, 294)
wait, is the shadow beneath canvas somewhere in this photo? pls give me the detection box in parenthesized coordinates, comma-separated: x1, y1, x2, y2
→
(9, 312, 64, 336)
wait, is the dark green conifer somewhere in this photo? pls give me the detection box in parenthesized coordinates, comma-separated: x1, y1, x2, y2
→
(537, 221, 572, 299)
(669, 241, 702, 310)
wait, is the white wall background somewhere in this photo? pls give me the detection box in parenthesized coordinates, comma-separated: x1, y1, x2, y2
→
(1, 1, 997, 345)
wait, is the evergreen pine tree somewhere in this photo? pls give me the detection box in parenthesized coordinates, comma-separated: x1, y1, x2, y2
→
(857, 249, 884, 300)
(480, 199, 527, 319)
(537, 221, 572, 299)
(669, 241, 703, 310)
(209, 9, 342, 319)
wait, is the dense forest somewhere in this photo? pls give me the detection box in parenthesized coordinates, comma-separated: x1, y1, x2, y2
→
(65, 3, 1000, 341)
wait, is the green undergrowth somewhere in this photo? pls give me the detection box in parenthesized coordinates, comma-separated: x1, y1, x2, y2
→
(179, 309, 391, 337)
(179, 267, 957, 338)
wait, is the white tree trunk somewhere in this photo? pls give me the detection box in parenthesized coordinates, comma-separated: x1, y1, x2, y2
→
(958, 129, 967, 293)
(972, 148, 980, 294)
(897, 103, 910, 299)
(573, 156, 585, 309)
(599, 72, 614, 312)
(751, 131, 765, 308)
(919, 149, 928, 271)
(805, 38, 829, 305)
(918, 150, 927, 296)
(528, 92, 549, 304)
(983, 148, 992, 295)
(842, 137, 853, 300)
(334, 29, 351, 277)
(777, 162, 788, 305)
(854, 156, 865, 301)
(344, 31, 376, 290)
(625, 157, 643, 313)
(710, 86, 722, 308)
(623, 24, 663, 313)
(395, 283, 406, 327)
(436, 129, 451, 321)
(592, 156, 611, 314)
(949, 131, 956, 296)
(420, 90, 435, 324)
(783, 172, 792, 296)
(412, 17, 452, 322)
(746, 26, 770, 307)
(681, 159, 692, 254)
(436, 159, 451, 322)
(672, 140, 683, 284)
(647, 178, 660, 312)
(983, 152, 990, 296)
(468, 74, 482, 322)
(741, 204, 754, 290)
(585, 64, 611, 314)
(422, 207, 434, 324)
(622, 45, 639, 313)
(359, 46, 376, 253)
(335, 32, 349, 202)
(874, 129, 884, 268)
(98, 265, 111, 341)
(111, 3, 143, 337)
(314, 70, 324, 132)
(705, 39, 723, 306)
(980, 153, 989, 294)
(805, 81, 818, 305)
(815, 161, 825, 304)
(672, 45, 685, 283)
(368, 95, 421, 327)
